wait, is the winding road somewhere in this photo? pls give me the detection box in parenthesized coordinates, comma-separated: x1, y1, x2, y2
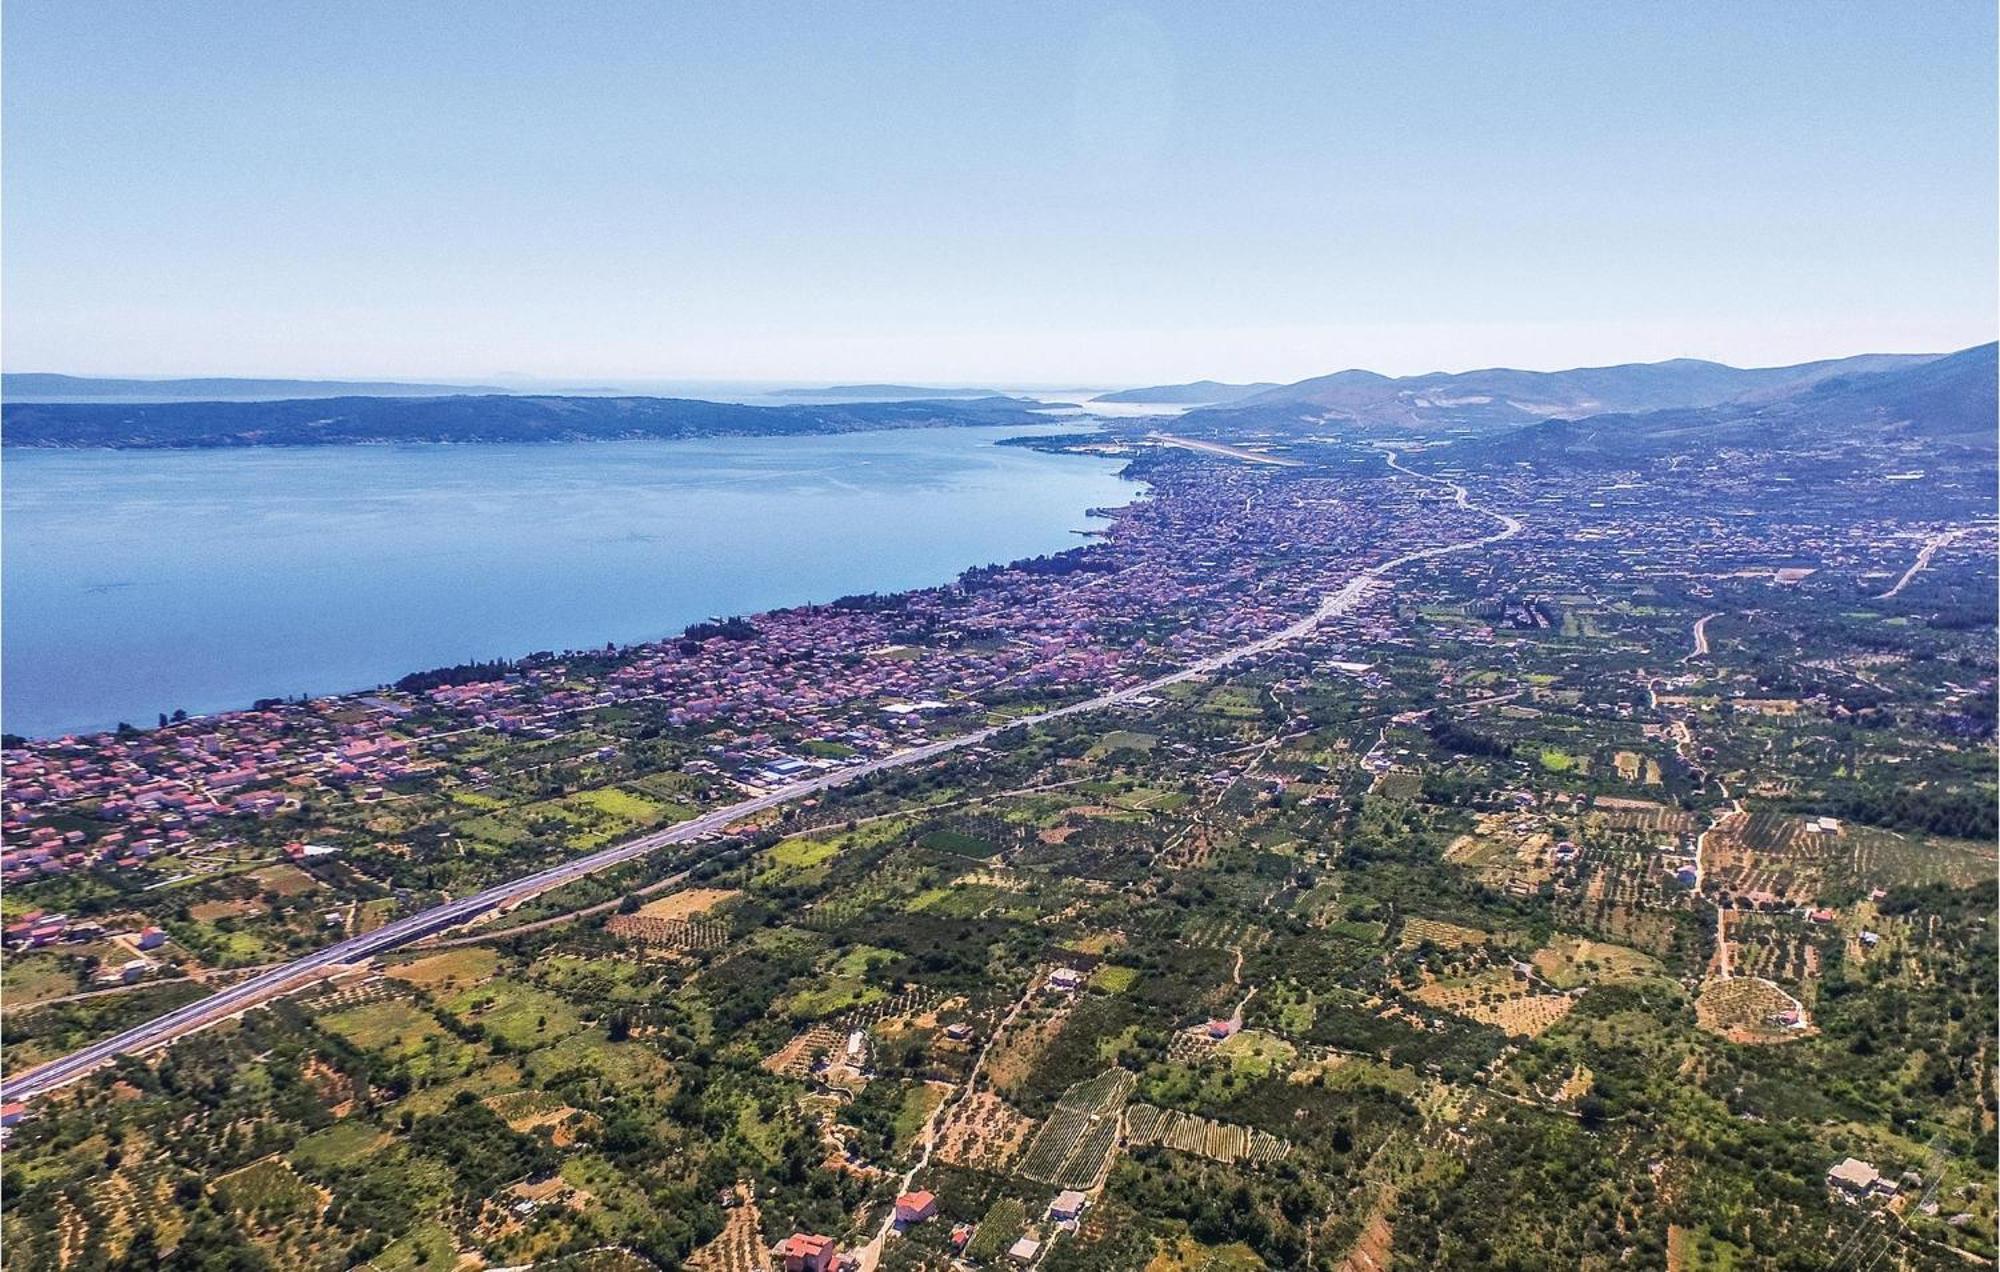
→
(1, 451, 1520, 1105)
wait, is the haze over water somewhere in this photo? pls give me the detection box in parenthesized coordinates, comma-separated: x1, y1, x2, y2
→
(2, 425, 1133, 738)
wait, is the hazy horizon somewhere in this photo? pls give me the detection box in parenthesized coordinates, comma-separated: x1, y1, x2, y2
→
(6, 335, 1992, 396)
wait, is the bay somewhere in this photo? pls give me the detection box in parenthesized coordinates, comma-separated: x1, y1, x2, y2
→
(2, 424, 1132, 738)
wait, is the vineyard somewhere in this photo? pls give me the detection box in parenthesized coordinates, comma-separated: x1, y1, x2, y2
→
(1123, 1103, 1291, 1166)
(1017, 1068, 1136, 1189)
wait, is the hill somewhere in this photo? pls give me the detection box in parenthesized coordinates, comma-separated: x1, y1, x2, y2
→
(1196, 352, 1941, 434)
(0, 393, 1055, 448)
(1091, 380, 1279, 405)
(1451, 342, 1996, 466)
(4, 373, 512, 401)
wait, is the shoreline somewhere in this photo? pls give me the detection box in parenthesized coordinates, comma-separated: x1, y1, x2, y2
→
(3, 429, 1151, 744)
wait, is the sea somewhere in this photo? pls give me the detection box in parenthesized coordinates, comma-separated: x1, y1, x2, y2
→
(2, 424, 1136, 738)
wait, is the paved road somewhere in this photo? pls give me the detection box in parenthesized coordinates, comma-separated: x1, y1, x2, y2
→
(1685, 611, 1721, 661)
(1147, 432, 1304, 467)
(1, 452, 1519, 1105)
(1877, 526, 1975, 599)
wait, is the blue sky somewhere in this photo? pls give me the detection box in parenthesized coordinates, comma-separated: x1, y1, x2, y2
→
(4, 1, 1994, 384)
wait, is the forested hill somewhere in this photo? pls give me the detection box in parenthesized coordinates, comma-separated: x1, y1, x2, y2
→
(0, 393, 1055, 448)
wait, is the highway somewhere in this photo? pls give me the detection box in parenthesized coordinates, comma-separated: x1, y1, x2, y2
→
(0, 451, 1519, 1105)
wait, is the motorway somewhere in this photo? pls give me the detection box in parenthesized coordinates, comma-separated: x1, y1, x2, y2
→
(0, 451, 1519, 1105)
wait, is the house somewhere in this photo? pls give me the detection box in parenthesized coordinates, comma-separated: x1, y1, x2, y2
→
(1048, 1190, 1088, 1222)
(0, 1102, 26, 1128)
(136, 926, 167, 950)
(893, 1190, 937, 1225)
(1206, 1017, 1240, 1040)
(780, 1233, 838, 1272)
(1046, 967, 1085, 993)
(1008, 1236, 1042, 1264)
(1827, 1157, 1895, 1202)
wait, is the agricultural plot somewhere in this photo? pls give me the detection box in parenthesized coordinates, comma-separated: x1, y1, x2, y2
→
(933, 1090, 1039, 1171)
(442, 979, 588, 1048)
(684, 1185, 770, 1272)
(606, 913, 730, 950)
(1017, 1067, 1137, 1189)
(1719, 912, 1821, 985)
(1123, 1103, 1291, 1165)
(1442, 815, 1556, 896)
(1398, 917, 1491, 951)
(1839, 826, 1996, 892)
(212, 1156, 325, 1224)
(1587, 799, 1697, 834)
(384, 946, 499, 991)
(1703, 813, 1833, 904)
(1694, 976, 1809, 1043)
(1410, 971, 1576, 1039)
(1556, 851, 1691, 957)
(1529, 935, 1663, 990)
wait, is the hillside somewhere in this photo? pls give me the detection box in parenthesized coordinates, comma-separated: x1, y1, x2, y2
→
(1195, 352, 1942, 434)
(1451, 342, 1997, 466)
(1092, 380, 1279, 405)
(0, 393, 1055, 448)
(3, 373, 512, 401)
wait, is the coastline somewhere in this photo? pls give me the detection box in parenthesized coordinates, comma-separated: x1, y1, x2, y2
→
(3, 426, 1150, 742)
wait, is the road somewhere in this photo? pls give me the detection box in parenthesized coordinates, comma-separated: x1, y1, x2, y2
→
(1, 451, 1520, 1105)
(1147, 432, 1304, 467)
(1685, 611, 1721, 661)
(1877, 526, 1975, 599)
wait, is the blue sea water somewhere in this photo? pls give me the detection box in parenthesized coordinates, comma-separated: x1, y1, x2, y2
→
(2, 425, 1133, 738)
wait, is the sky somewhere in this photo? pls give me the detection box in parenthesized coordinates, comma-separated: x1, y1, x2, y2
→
(4, 1, 1995, 386)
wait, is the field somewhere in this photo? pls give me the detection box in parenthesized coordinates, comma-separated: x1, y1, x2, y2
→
(1398, 917, 1492, 950)
(442, 978, 588, 1048)
(636, 886, 739, 921)
(933, 1090, 1038, 1172)
(318, 997, 460, 1064)
(1017, 1067, 1136, 1188)
(1693, 976, 1809, 1044)
(384, 946, 499, 991)
(684, 1185, 769, 1272)
(1411, 972, 1576, 1038)
(1123, 1103, 1290, 1165)
(212, 1156, 323, 1223)
(1529, 935, 1663, 990)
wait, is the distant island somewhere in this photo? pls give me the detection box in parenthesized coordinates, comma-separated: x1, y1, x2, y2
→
(767, 383, 1004, 400)
(0, 393, 1057, 449)
(1092, 380, 1279, 405)
(3, 373, 513, 401)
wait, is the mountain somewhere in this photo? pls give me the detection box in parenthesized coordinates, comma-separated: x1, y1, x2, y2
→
(0, 393, 1056, 449)
(1453, 342, 1996, 465)
(4, 373, 511, 401)
(1091, 380, 1279, 405)
(767, 384, 1003, 400)
(1200, 352, 1943, 434)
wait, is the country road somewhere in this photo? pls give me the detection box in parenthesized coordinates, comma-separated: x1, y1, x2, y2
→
(1685, 611, 1721, 661)
(0, 451, 1519, 1105)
